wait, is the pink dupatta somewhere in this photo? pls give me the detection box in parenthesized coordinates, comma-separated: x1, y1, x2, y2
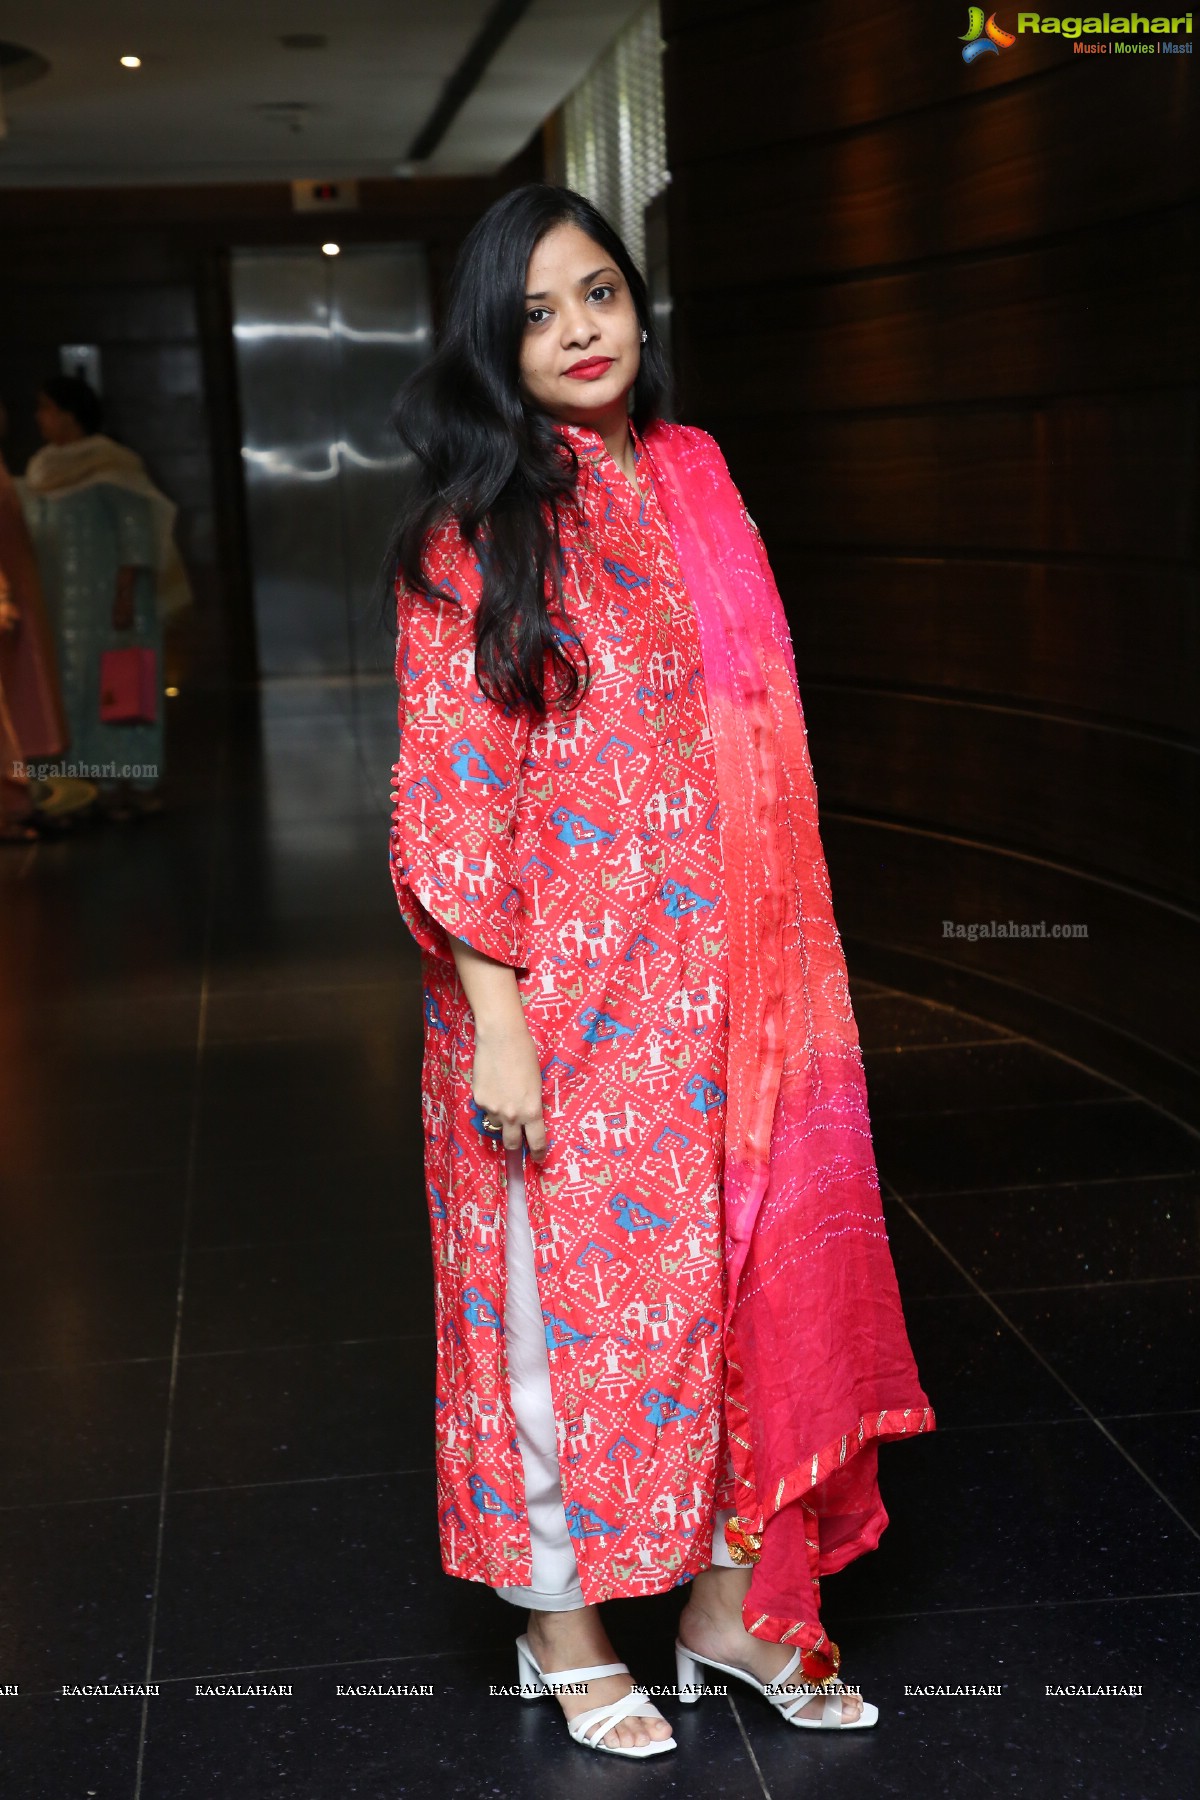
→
(639, 421, 935, 1679)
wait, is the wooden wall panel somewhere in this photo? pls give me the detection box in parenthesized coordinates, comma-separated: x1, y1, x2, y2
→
(804, 688, 1195, 903)
(664, 2, 1193, 179)
(824, 817, 1199, 1120)
(781, 557, 1196, 738)
(662, 0, 1200, 1120)
(667, 66, 1197, 272)
(681, 214, 1198, 409)
(714, 395, 1194, 558)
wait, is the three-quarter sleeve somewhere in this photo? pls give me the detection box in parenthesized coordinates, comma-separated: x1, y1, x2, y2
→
(389, 519, 533, 969)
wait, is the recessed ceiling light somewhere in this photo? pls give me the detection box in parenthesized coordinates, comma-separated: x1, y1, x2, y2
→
(119, 55, 141, 68)
(321, 243, 340, 257)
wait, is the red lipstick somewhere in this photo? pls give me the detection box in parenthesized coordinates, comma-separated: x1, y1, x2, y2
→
(563, 357, 614, 381)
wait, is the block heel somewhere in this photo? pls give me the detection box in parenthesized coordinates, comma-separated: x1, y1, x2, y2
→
(674, 1641, 703, 1702)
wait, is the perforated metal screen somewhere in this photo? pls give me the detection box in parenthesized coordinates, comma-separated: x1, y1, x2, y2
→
(557, 3, 668, 276)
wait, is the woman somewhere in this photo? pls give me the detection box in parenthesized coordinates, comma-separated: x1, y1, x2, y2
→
(0, 397, 69, 841)
(19, 376, 190, 821)
(388, 185, 935, 1760)
(0, 571, 38, 841)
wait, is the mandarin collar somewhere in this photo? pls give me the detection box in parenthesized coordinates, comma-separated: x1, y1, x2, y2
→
(552, 417, 646, 463)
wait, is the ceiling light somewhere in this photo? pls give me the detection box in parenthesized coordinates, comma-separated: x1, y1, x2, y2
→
(119, 55, 141, 68)
(321, 242, 340, 257)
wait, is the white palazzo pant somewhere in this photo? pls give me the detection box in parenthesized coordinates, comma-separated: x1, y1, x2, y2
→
(494, 1144, 738, 1612)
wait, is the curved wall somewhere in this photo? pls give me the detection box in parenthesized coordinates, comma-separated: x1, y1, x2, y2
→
(662, 0, 1199, 1121)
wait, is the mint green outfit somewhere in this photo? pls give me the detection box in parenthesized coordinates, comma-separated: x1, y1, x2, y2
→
(20, 483, 163, 790)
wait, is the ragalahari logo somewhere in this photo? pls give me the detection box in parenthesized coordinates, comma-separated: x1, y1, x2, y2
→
(960, 8, 1018, 58)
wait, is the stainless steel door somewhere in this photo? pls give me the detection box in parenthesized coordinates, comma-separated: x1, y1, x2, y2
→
(231, 245, 432, 677)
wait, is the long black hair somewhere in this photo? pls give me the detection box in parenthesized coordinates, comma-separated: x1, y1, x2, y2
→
(387, 184, 673, 717)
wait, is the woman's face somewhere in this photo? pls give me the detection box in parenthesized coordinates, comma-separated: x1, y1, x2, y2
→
(35, 393, 86, 446)
(518, 222, 641, 423)
(35, 394, 86, 446)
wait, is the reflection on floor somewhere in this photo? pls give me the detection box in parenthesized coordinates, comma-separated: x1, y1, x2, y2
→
(0, 677, 1196, 1799)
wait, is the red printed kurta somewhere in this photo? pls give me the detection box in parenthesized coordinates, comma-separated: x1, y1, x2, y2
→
(389, 419, 736, 1602)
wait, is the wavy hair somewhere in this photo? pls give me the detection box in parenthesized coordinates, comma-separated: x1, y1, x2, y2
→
(387, 183, 673, 716)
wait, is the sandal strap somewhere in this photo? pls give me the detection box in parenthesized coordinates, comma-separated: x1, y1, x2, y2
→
(766, 1648, 802, 1689)
(779, 1683, 819, 1721)
(569, 1688, 666, 1744)
(779, 1681, 848, 1725)
(540, 1658, 629, 1688)
(822, 1690, 847, 1726)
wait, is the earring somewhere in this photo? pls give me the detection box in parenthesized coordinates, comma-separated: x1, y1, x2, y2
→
(641, 329, 648, 343)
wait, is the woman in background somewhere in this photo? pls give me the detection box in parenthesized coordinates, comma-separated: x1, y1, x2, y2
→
(0, 573, 38, 841)
(0, 397, 68, 841)
(388, 185, 934, 1761)
(19, 375, 190, 821)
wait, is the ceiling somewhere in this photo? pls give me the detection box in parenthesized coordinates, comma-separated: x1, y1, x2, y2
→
(0, 0, 644, 187)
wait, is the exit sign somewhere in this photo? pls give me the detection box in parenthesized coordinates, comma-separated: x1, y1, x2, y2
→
(291, 180, 360, 212)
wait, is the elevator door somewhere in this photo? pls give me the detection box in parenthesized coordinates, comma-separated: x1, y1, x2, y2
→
(230, 245, 432, 677)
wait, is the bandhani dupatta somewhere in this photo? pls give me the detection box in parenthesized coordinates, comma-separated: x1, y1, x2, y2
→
(639, 420, 935, 1680)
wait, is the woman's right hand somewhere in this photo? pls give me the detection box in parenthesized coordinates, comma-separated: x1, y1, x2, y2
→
(472, 1016, 548, 1163)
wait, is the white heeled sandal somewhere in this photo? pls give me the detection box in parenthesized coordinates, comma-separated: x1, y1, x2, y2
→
(514, 1633, 677, 1758)
(675, 1639, 879, 1730)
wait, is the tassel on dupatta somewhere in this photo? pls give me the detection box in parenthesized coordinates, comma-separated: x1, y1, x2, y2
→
(640, 421, 935, 1681)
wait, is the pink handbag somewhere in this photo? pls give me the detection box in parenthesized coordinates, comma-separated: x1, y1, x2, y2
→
(99, 646, 158, 724)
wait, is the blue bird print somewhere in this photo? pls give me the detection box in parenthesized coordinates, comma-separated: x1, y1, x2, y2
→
(640, 1388, 700, 1429)
(448, 738, 506, 788)
(543, 1311, 591, 1351)
(463, 1287, 503, 1330)
(685, 1073, 727, 1114)
(549, 806, 616, 850)
(608, 1192, 674, 1234)
(660, 878, 715, 919)
(601, 556, 651, 590)
(565, 1500, 623, 1540)
(468, 1474, 519, 1519)
(580, 1007, 634, 1046)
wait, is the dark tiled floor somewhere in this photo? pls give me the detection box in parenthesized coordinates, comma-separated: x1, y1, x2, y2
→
(1, 676, 1197, 1800)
